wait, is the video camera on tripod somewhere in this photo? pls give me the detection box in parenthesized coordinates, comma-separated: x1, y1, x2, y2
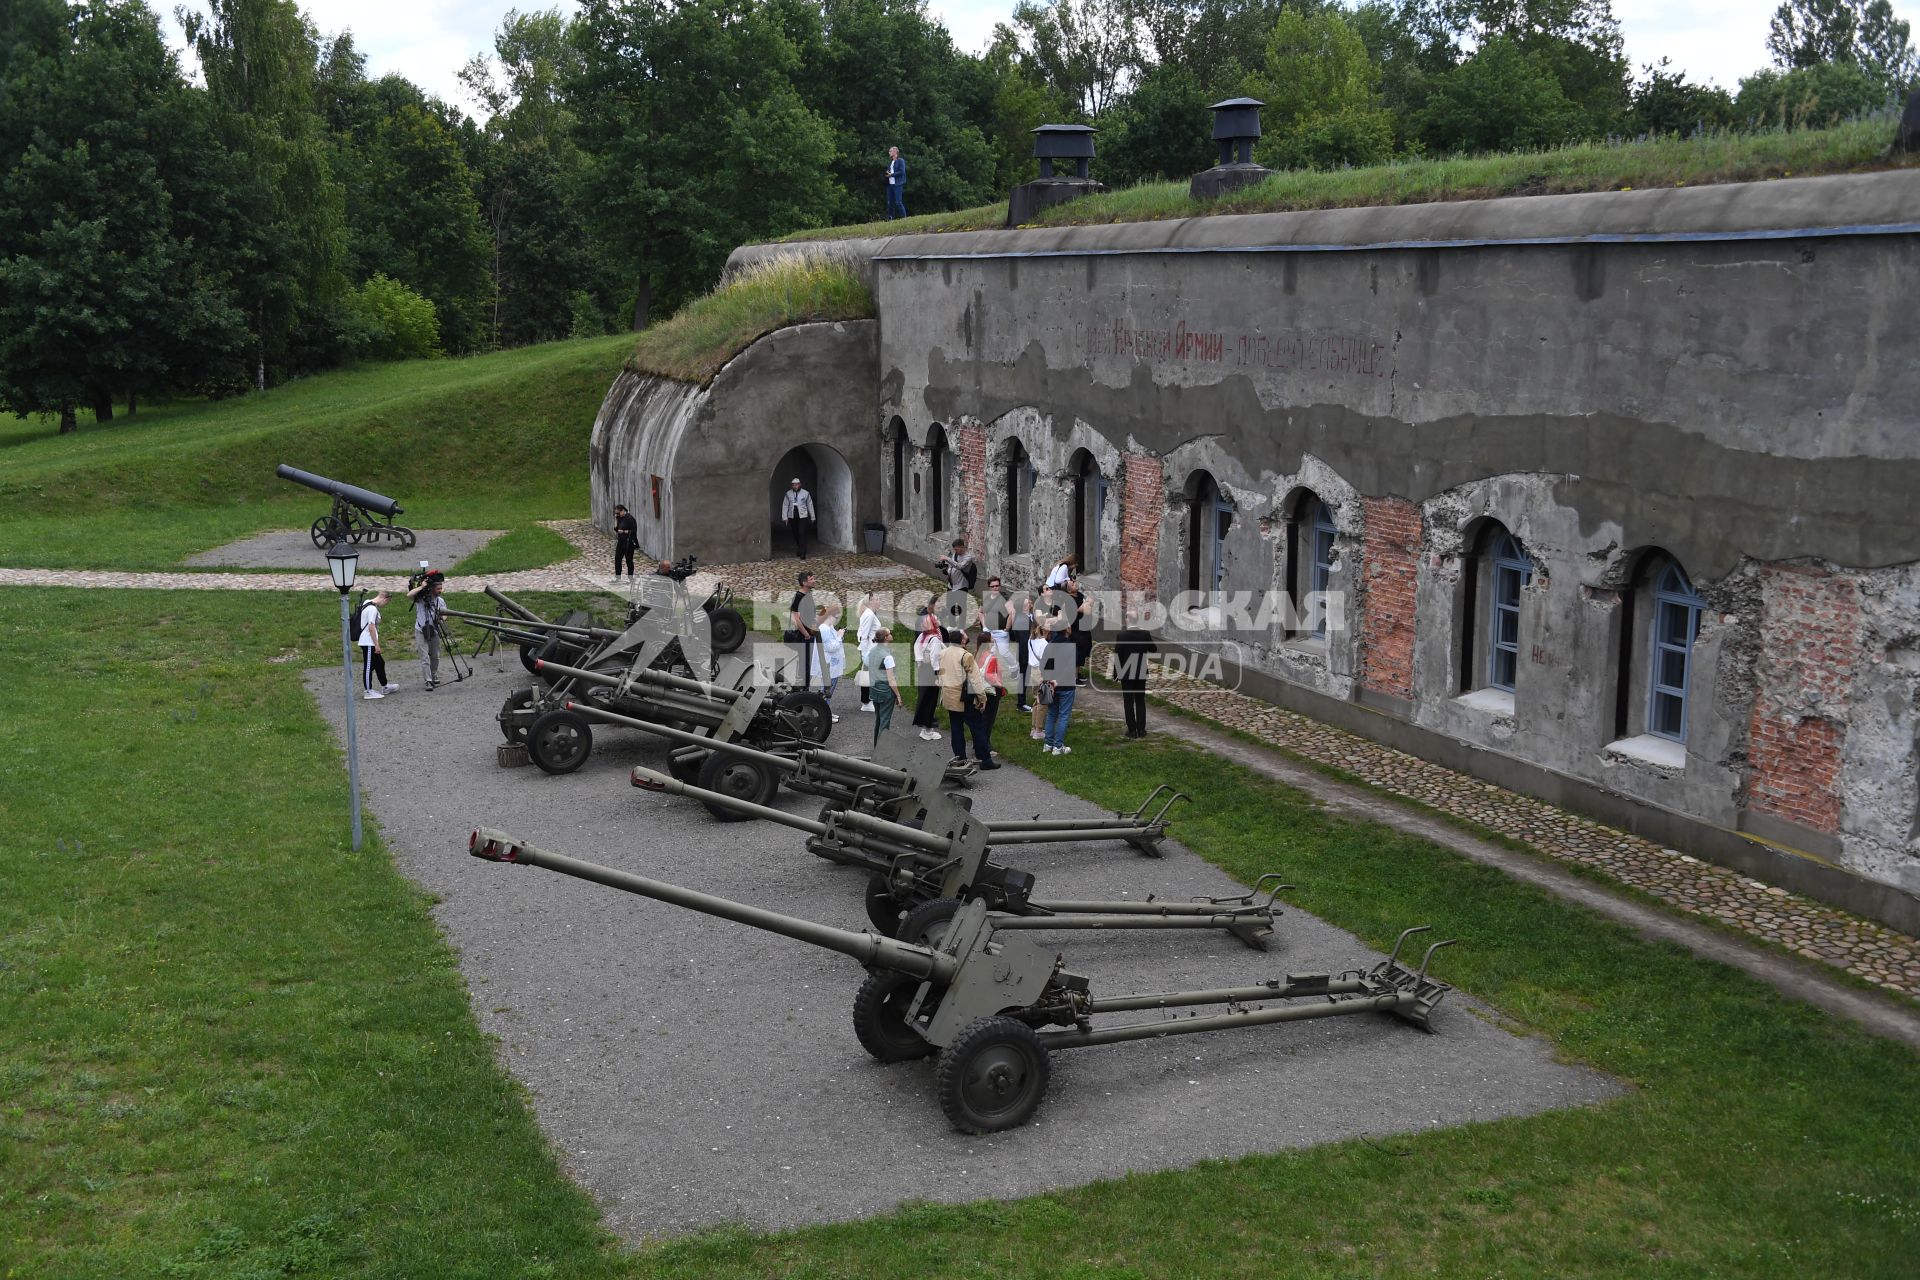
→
(407, 562, 472, 684)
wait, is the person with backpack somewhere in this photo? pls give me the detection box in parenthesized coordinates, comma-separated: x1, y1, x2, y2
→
(938, 628, 997, 768)
(356, 591, 397, 700)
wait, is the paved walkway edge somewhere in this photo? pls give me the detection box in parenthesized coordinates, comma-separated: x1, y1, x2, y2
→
(1073, 688, 1920, 1052)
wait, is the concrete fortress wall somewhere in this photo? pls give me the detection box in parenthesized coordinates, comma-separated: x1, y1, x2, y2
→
(591, 320, 880, 566)
(711, 171, 1920, 930)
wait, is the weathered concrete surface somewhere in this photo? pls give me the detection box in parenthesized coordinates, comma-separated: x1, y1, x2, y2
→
(307, 657, 1618, 1238)
(590, 321, 880, 566)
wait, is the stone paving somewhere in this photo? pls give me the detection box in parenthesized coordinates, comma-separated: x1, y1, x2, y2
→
(1107, 658, 1920, 1002)
(6, 523, 1915, 1002)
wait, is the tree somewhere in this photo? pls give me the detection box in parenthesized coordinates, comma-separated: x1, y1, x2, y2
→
(1627, 59, 1734, 136)
(1005, 0, 1144, 117)
(181, 0, 348, 387)
(1734, 59, 1890, 127)
(570, 0, 840, 312)
(1419, 35, 1589, 151)
(341, 275, 440, 360)
(1766, 0, 1916, 93)
(1099, 62, 1219, 187)
(0, 0, 247, 431)
(1251, 6, 1395, 169)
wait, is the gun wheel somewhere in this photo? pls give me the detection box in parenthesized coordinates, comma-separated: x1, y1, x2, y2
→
(776, 691, 833, 744)
(936, 1017, 1050, 1135)
(896, 896, 963, 948)
(707, 606, 746, 655)
(499, 688, 536, 743)
(851, 971, 938, 1062)
(527, 709, 592, 775)
(310, 517, 343, 549)
(695, 751, 777, 820)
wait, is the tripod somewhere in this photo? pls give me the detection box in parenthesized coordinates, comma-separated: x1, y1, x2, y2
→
(434, 618, 474, 683)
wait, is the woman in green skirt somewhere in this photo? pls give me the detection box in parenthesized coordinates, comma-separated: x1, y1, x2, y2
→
(868, 627, 903, 746)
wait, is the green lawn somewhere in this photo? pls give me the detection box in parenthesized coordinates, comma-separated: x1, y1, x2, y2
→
(0, 336, 630, 571)
(4, 587, 1916, 1277)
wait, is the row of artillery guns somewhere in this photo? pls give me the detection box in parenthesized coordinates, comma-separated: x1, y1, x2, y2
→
(458, 600, 1461, 1130)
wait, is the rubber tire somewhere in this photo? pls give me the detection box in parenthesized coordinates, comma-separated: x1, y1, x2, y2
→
(519, 643, 541, 675)
(897, 896, 963, 948)
(695, 751, 777, 820)
(527, 708, 593, 775)
(777, 690, 833, 744)
(865, 872, 903, 934)
(499, 688, 536, 744)
(851, 971, 939, 1062)
(707, 606, 747, 655)
(935, 1017, 1051, 1135)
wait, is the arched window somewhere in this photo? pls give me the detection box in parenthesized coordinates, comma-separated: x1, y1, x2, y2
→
(1069, 450, 1105, 571)
(1648, 562, 1704, 742)
(889, 419, 906, 521)
(1283, 491, 1338, 639)
(1186, 471, 1233, 603)
(1487, 532, 1532, 693)
(927, 425, 949, 533)
(1004, 440, 1032, 554)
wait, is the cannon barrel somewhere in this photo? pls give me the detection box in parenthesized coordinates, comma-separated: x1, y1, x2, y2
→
(468, 829, 953, 981)
(483, 585, 542, 623)
(275, 464, 403, 518)
(630, 766, 831, 832)
(443, 609, 619, 641)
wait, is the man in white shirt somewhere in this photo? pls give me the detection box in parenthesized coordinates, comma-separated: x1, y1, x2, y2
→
(356, 592, 398, 699)
(781, 477, 815, 560)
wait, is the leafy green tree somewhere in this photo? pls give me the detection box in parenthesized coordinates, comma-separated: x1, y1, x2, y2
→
(1005, 0, 1144, 117)
(1406, 0, 1628, 144)
(975, 28, 1076, 189)
(1766, 0, 1916, 92)
(1734, 59, 1891, 127)
(1418, 34, 1589, 151)
(1249, 7, 1395, 170)
(1627, 59, 1734, 136)
(342, 274, 440, 360)
(182, 0, 348, 387)
(570, 0, 839, 312)
(1099, 62, 1220, 186)
(0, 0, 247, 431)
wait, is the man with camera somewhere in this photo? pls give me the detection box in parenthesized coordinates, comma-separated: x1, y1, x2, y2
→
(406, 566, 450, 691)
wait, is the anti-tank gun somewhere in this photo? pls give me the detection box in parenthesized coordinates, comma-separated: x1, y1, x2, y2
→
(468, 828, 1457, 1134)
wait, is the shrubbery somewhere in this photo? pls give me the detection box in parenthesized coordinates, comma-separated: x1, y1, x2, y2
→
(342, 275, 441, 362)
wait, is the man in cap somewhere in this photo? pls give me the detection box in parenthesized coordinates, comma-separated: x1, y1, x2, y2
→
(781, 476, 815, 560)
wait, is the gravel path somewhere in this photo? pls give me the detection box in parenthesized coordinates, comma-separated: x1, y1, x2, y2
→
(306, 656, 1616, 1239)
(182, 527, 503, 569)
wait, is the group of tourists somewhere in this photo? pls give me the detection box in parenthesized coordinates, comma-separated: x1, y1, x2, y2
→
(786, 536, 1160, 768)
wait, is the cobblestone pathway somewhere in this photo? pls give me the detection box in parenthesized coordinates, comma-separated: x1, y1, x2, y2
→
(1122, 664, 1920, 1001)
(7, 528, 1914, 1003)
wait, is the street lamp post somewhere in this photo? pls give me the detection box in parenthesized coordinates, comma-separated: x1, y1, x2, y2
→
(327, 543, 364, 852)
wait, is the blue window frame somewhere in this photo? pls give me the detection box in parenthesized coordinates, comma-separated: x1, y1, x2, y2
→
(1487, 533, 1531, 693)
(1090, 474, 1109, 571)
(1647, 563, 1704, 742)
(1309, 498, 1337, 635)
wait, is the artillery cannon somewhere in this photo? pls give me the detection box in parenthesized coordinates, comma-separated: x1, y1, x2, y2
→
(277, 463, 416, 549)
(469, 828, 1456, 1134)
(448, 584, 744, 681)
(622, 752, 1280, 950)
(512, 651, 830, 786)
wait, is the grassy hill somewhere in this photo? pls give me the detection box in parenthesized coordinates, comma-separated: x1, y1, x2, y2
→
(0, 335, 632, 571)
(779, 118, 1914, 242)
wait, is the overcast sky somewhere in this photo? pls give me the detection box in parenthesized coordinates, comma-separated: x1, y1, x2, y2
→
(167, 0, 1920, 112)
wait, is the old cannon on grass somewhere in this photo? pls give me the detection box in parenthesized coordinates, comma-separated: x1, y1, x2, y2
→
(469, 828, 1456, 1134)
(620, 753, 1281, 950)
(277, 463, 416, 550)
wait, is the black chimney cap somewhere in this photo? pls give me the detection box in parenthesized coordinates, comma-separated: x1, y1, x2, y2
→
(1031, 123, 1097, 159)
(1208, 97, 1264, 141)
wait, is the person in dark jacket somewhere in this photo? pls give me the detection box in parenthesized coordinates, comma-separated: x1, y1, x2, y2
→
(884, 146, 907, 219)
(1113, 621, 1158, 738)
(612, 504, 638, 578)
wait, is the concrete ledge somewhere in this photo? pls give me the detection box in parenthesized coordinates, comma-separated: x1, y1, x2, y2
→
(1739, 808, 1845, 862)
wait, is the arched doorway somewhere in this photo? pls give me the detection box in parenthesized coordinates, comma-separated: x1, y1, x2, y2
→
(769, 443, 856, 558)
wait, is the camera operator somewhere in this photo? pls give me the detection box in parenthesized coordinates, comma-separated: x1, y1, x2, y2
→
(935, 538, 978, 594)
(406, 568, 449, 691)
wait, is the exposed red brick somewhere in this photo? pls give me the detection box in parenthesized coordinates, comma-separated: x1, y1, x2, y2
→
(1746, 565, 1860, 834)
(951, 419, 988, 548)
(1360, 496, 1421, 699)
(1119, 452, 1164, 596)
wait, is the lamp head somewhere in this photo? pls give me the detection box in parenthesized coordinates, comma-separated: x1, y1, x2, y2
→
(326, 543, 359, 593)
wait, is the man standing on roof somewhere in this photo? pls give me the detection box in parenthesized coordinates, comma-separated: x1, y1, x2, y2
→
(885, 146, 907, 220)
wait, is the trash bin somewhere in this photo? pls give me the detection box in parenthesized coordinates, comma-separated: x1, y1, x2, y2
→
(863, 521, 887, 554)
